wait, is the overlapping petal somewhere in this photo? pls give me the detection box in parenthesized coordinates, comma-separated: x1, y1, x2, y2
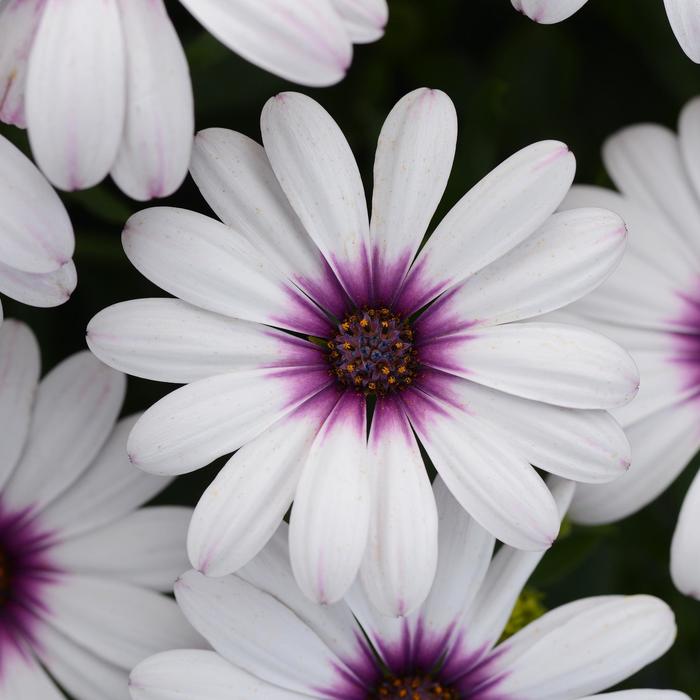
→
(178, 0, 353, 87)
(25, 0, 126, 190)
(111, 0, 193, 200)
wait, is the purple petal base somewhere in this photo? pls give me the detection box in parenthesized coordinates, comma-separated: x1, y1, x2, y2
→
(0, 499, 60, 677)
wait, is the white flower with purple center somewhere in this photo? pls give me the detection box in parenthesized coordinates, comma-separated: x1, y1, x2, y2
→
(87, 88, 639, 614)
(547, 95, 700, 600)
(511, 0, 700, 63)
(0, 320, 200, 699)
(129, 477, 686, 700)
(0, 133, 75, 322)
(0, 0, 388, 199)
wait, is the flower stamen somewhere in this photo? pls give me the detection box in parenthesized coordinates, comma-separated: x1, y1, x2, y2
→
(327, 308, 420, 396)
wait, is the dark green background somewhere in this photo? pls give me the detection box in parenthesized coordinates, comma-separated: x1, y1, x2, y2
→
(2, 0, 698, 694)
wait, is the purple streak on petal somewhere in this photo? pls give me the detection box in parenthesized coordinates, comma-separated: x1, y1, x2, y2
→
(371, 246, 413, 308)
(295, 254, 352, 320)
(316, 389, 366, 439)
(414, 283, 479, 340)
(315, 632, 380, 699)
(668, 286, 700, 396)
(272, 284, 335, 337)
(261, 329, 328, 369)
(330, 245, 373, 309)
(444, 639, 511, 699)
(416, 367, 471, 409)
(0, 500, 62, 678)
(394, 255, 448, 317)
(397, 383, 450, 435)
(417, 333, 474, 378)
(267, 364, 336, 413)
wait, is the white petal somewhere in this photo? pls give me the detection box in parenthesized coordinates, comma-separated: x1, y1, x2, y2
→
(679, 96, 700, 204)
(87, 298, 322, 384)
(178, 0, 352, 87)
(0, 258, 76, 308)
(370, 88, 457, 304)
(190, 128, 347, 316)
(239, 523, 370, 671)
(0, 644, 66, 700)
(449, 477, 575, 665)
(561, 184, 696, 284)
(51, 506, 190, 592)
(25, 0, 126, 190)
(127, 366, 332, 476)
(32, 621, 129, 700)
(43, 575, 202, 671)
(130, 650, 308, 700)
(565, 249, 686, 334)
(664, 0, 700, 62)
(570, 398, 700, 524)
(37, 414, 170, 538)
(580, 692, 690, 700)
(187, 387, 339, 577)
(421, 322, 639, 409)
(612, 350, 694, 428)
(0, 133, 74, 273)
(290, 392, 370, 605)
(421, 369, 631, 484)
(409, 477, 495, 670)
(0, 0, 45, 127)
(175, 570, 354, 696)
(397, 140, 575, 314)
(416, 207, 627, 335)
(3, 352, 125, 512)
(111, 0, 193, 200)
(261, 92, 371, 304)
(511, 0, 589, 23)
(360, 398, 438, 617)
(403, 389, 560, 550)
(671, 468, 700, 598)
(0, 320, 40, 490)
(603, 124, 700, 262)
(492, 595, 676, 699)
(330, 0, 388, 42)
(122, 207, 329, 336)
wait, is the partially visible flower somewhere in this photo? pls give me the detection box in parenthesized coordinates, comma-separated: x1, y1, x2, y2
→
(0, 320, 200, 699)
(129, 477, 686, 700)
(0, 133, 75, 322)
(0, 0, 388, 199)
(88, 88, 638, 615)
(512, 0, 700, 63)
(545, 95, 700, 600)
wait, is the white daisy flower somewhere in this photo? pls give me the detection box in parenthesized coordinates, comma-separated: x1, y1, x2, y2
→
(0, 0, 388, 199)
(129, 477, 686, 700)
(0, 320, 200, 699)
(547, 96, 700, 600)
(87, 88, 638, 614)
(512, 0, 700, 63)
(0, 133, 75, 322)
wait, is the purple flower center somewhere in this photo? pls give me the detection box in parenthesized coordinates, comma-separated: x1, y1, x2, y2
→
(327, 307, 420, 396)
(370, 674, 460, 699)
(0, 501, 58, 660)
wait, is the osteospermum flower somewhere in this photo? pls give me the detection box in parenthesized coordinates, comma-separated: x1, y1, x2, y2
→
(0, 320, 200, 699)
(129, 477, 686, 700)
(0, 133, 75, 322)
(0, 0, 388, 199)
(512, 0, 700, 63)
(548, 96, 700, 600)
(87, 88, 639, 613)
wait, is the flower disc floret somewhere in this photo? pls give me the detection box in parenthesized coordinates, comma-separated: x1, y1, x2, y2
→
(327, 307, 419, 396)
(372, 674, 459, 699)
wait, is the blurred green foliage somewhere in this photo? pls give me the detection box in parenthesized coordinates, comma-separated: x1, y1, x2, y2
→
(2, 0, 699, 694)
